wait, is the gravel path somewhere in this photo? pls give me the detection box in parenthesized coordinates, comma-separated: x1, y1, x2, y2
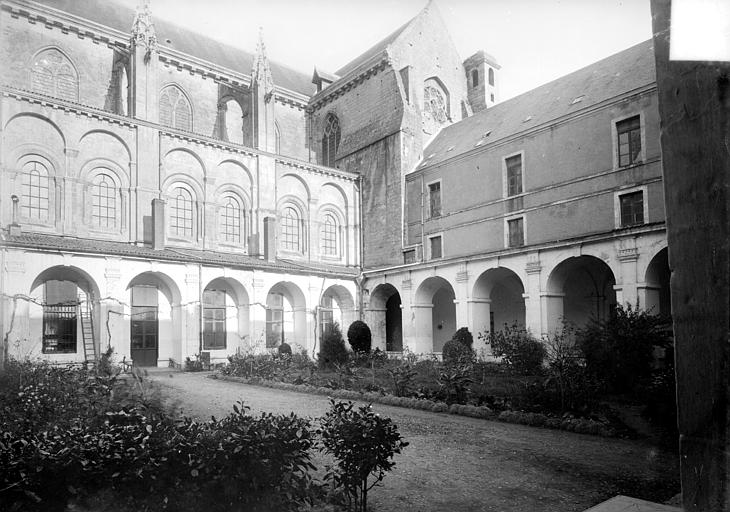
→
(148, 370, 679, 512)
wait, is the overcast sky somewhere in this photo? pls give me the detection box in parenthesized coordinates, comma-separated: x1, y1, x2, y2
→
(117, 0, 653, 100)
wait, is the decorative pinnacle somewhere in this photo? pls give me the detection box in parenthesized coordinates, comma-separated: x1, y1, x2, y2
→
(252, 26, 274, 101)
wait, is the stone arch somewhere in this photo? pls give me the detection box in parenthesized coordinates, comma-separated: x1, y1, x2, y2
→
(643, 247, 671, 316)
(414, 276, 456, 353)
(31, 265, 101, 300)
(368, 283, 402, 352)
(159, 83, 193, 131)
(216, 160, 253, 193)
(4, 113, 66, 151)
(203, 277, 250, 354)
(546, 255, 617, 331)
(320, 181, 348, 211)
(78, 129, 132, 163)
(126, 271, 183, 367)
(472, 267, 526, 335)
(28, 46, 79, 102)
(265, 281, 308, 350)
(319, 284, 355, 338)
(219, 96, 245, 145)
(280, 173, 312, 203)
(163, 147, 207, 179)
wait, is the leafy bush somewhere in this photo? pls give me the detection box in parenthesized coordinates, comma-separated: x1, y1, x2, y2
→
(387, 362, 417, 397)
(277, 342, 293, 356)
(452, 327, 474, 348)
(347, 321, 372, 353)
(437, 362, 474, 404)
(319, 400, 408, 512)
(482, 324, 546, 375)
(577, 304, 672, 394)
(319, 323, 349, 369)
(442, 339, 475, 365)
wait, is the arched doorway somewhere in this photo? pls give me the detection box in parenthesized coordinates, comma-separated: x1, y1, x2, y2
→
(472, 267, 526, 336)
(368, 284, 402, 352)
(319, 285, 355, 340)
(127, 272, 181, 367)
(265, 282, 307, 350)
(546, 256, 617, 331)
(203, 277, 249, 355)
(29, 266, 101, 360)
(644, 248, 671, 316)
(414, 277, 456, 353)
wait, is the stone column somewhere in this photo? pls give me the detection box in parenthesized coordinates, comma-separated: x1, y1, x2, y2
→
(540, 292, 564, 336)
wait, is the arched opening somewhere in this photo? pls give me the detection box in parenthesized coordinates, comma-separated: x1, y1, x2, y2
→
(223, 98, 244, 145)
(319, 285, 355, 340)
(203, 277, 249, 355)
(644, 248, 671, 317)
(414, 277, 456, 353)
(127, 272, 181, 367)
(266, 282, 307, 350)
(29, 266, 101, 359)
(546, 256, 617, 332)
(472, 267, 526, 336)
(368, 283, 402, 352)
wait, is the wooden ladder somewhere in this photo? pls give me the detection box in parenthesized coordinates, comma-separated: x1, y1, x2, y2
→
(80, 300, 96, 363)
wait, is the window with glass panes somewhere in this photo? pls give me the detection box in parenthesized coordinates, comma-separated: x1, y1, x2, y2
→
(22, 161, 50, 220)
(430, 235, 442, 259)
(281, 207, 301, 251)
(266, 293, 284, 348)
(170, 187, 193, 237)
(508, 217, 524, 247)
(203, 289, 226, 349)
(428, 181, 441, 218)
(321, 214, 338, 256)
(42, 280, 78, 354)
(322, 114, 341, 167)
(619, 191, 644, 227)
(92, 173, 116, 228)
(617, 116, 641, 167)
(220, 195, 242, 243)
(319, 294, 334, 335)
(506, 155, 523, 196)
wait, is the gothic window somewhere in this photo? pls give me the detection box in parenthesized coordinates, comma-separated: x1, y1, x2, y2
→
(159, 85, 192, 131)
(322, 114, 341, 167)
(220, 194, 243, 243)
(170, 187, 194, 238)
(281, 206, 301, 252)
(321, 214, 338, 256)
(92, 172, 117, 228)
(422, 78, 449, 135)
(21, 161, 50, 220)
(30, 48, 79, 102)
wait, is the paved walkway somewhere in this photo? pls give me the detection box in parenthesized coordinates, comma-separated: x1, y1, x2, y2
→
(147, 370, 679, 512)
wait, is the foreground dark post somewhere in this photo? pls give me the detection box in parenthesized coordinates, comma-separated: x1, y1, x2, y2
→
(650, 1, 730, 510)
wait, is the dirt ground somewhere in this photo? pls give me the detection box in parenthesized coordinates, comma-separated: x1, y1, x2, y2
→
(148, 370, 679, 512)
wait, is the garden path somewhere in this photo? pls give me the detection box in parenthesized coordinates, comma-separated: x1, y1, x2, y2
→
(147, 370, 678, 512)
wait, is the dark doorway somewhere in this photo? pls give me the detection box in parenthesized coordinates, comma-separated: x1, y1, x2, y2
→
(130, 286, 158, 367)
(386, 293, 402, 351)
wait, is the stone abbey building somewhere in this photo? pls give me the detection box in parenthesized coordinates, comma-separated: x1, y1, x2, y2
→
(0, 0, 669, 366)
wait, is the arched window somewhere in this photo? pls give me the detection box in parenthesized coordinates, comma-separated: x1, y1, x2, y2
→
(30, 48, 79, 102)
(471, 69, 479, 87)
(220, 194, 243, 243)
(170, 187, 194, 237)
(488, 68, 495, 86)
(92, 172, 117, 228)
(159, 85, 192, 131)
(321, 114, 341, 168)
(321, 214, 339, 256)
(21, 161, 50, 220)
(424, 81, 448, 123)
(222, 98, 244, 144)
(281, 206, 301, 252)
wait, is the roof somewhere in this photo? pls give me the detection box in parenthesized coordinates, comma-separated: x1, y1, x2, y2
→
(1, 231, 359, 278)
(334, 18, 411, 77)
(28, 0, 315, 96)
(419, 40, 657, 170)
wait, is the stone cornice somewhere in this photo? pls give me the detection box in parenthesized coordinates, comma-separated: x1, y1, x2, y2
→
(275, 155, 359, 182)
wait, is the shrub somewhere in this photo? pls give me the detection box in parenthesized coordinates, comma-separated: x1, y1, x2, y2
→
(482, 324, 546, 375)
(278, 342, 293, 356)
(347, 321, 372, 353)
(318, 323, 348, 369)
(577, 304, 672, 394)
(442, 339, 475, 365)
(386, 362, 417, 397)
(437, 362, 473, 404)
(452, 327, 474, 348)
(319, 400, 408, 512)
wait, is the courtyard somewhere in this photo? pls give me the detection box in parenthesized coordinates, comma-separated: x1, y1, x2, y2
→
(150, 370, 679, 512)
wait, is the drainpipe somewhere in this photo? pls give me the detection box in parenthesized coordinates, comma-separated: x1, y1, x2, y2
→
(420, 174, 425, 261)
(198, 261, 203, 355)
(357, 176, 365, 320)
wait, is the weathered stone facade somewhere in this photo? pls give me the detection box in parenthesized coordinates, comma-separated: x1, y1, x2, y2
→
(0, 0, 667, 365)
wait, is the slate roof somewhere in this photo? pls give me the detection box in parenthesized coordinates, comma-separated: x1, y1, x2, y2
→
(419, 40, 656, 170)
(1, 231, 360, 278)
(334, 18, 411, 77)
(29, 0, 315, 96)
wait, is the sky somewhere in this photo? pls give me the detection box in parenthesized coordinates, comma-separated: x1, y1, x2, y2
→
(116, 0, 653, 101)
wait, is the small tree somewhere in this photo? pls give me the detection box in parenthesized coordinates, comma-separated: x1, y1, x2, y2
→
(451, 327, 473, 348)
(443, 327, 475, 365)
(347, 321, 372, 353)
(482, 324, 546, 375)
(319, 400, 408, 512)
(319, 323, 348, 369)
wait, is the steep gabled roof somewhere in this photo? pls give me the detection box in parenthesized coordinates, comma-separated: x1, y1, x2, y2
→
(28, 0, 315, 96)
(334, 18, 412, 77)
(419, 40, 656, 169)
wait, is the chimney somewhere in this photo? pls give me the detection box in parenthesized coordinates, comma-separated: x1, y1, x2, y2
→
(263, 216, 276, 262)
(9, 195, 21, 236)
(151, 198, 165, 250)
(463, 50, 500, 113)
